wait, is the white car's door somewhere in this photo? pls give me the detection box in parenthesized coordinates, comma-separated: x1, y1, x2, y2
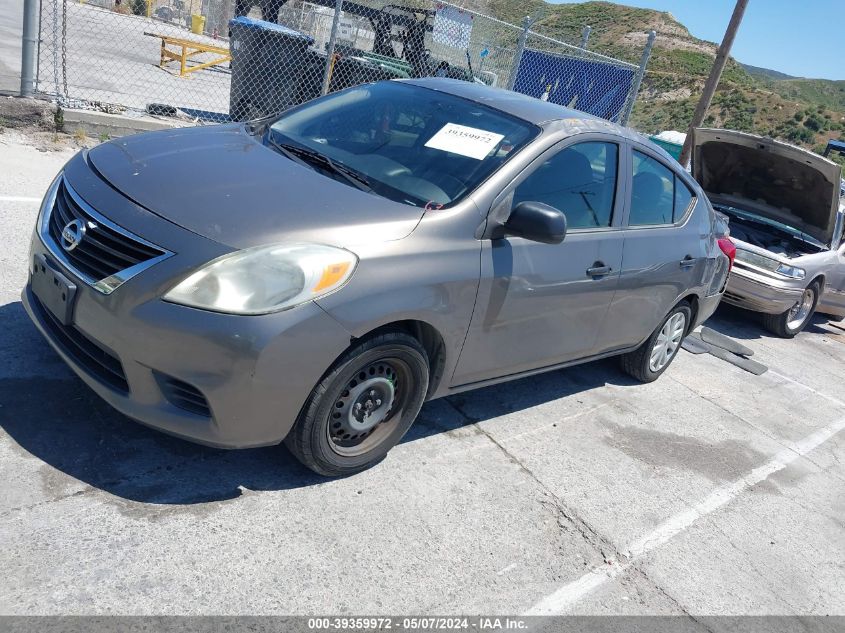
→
(819, 246, 845, 318)
(819, 212, 845, 319)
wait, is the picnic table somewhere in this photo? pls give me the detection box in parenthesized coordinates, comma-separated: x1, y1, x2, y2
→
(144, 32, 231, 77)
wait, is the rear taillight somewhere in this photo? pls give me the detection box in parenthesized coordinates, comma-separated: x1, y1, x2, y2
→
(717, 237, 736, 272)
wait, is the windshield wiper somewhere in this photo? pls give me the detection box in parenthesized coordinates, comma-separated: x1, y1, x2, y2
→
(268, 137, 372, 193)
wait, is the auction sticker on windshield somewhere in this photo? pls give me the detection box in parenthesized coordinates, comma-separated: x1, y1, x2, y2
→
(424, 123, 505, 160)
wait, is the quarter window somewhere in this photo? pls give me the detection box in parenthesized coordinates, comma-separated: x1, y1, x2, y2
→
(674, 178, 694, 222)
(512, 142, 619, 229)
(630, 150, 695, 226)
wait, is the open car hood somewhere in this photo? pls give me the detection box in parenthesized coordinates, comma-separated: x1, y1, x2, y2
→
(692, 128, 842, 246)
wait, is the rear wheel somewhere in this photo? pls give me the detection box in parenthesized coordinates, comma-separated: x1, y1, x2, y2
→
(285, 332, 429, 477)
(620, 302, 691, 383)
(762, 282, 819, 338)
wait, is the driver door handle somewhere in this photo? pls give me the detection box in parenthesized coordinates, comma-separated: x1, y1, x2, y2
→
(586, 263, 612, 278)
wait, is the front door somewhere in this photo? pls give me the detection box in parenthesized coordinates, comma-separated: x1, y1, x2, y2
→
(452, 139, 626, 387)
(819, 238, 845, 318)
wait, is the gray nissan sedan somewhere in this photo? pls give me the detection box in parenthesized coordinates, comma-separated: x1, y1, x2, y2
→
(23, 79, 731, 476)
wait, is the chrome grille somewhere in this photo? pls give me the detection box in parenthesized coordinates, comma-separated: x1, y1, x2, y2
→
(40, 177, 173, 294)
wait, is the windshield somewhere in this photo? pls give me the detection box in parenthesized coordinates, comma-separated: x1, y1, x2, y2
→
(267, 81, 538, 208)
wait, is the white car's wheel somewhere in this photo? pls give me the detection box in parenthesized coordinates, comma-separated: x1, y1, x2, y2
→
(763, 282, 819, 338)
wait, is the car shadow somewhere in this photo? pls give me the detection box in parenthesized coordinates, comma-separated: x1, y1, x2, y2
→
(705, 303, 842, 341)
(0, 300, 637, 506)
(804, 314, 845, 336)
(703, 304, 767, 340)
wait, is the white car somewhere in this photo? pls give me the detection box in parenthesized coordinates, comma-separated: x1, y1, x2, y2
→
(693, 129, 845, 335)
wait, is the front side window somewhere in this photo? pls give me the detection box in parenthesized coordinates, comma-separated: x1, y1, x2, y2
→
(512, 141, 619, 229)
(268, 82, 537, 208)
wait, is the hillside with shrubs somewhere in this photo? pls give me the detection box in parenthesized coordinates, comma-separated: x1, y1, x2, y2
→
(482, 0, 845, 164)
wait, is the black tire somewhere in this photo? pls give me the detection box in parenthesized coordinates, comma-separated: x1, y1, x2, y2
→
(620, 302, 692, 383)
(285, 332, 429, 477)
(761, 281, 820, 338)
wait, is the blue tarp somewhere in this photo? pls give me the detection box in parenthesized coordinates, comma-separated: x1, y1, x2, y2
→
(512, 49, 636, 123)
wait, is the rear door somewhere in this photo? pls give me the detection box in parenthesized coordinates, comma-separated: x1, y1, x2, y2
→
(598, 145, 708, 351)
(451, 135, 627, 386)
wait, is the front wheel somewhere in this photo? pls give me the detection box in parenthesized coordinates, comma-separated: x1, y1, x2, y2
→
(285, 332, 429, 477)
(620, 302, 691, 383)
(762, 282, 819, 338)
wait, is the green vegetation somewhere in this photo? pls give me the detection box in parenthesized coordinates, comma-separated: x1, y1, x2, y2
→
(741, 63, 795, 81)
(768, 79, 845, 112)
(480, 0, 844, 155)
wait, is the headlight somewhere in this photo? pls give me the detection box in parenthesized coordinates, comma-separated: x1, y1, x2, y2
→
(163, 243, 357, 315)
(775, 264, 806, 279)
(734, 249, 779, 271)
(734, 249, 805, 279)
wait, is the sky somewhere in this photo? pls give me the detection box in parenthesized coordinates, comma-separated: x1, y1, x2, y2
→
(549, 0, 843, 80)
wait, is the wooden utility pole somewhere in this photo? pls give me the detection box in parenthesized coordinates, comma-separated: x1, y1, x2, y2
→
(678, 0, 750, 166)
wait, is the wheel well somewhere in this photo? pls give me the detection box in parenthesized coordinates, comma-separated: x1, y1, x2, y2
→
(811, 275, 825, 293)
(679, 294, 699, 333)
(364, 320, 447, 399)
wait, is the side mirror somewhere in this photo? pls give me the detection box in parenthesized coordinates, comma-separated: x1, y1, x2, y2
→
(503, 201, 567, 244)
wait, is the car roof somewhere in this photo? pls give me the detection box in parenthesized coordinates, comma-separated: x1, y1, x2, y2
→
(402, 77, 598, 126)
(402, 78, 659, 138)
(398, 78, 679, 167)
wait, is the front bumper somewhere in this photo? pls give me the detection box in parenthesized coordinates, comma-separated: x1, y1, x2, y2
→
(23, 281, 350, 448)
(721, 265, 804, 315)
(23, 162, 353, 449)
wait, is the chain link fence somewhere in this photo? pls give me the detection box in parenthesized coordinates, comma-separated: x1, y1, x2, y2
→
(35, 0, 651, 125)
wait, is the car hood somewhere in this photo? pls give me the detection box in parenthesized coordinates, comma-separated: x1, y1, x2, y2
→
(692, 128, 842, 246)
(86, 124, 425, 249)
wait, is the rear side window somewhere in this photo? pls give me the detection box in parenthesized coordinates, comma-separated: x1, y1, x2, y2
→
(513, 142, 619, 229)
(630, 151, 674, 225)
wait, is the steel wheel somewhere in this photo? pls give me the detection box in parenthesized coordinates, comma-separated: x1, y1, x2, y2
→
(786, 288, 815, 331)
(326, 357, 410, 457)
(648, 311, 687, 372)
(285, 330, 430, 477)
